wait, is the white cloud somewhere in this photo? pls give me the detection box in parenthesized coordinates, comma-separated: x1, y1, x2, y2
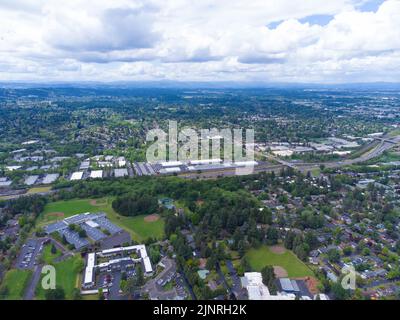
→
(0, 0, 399, 82)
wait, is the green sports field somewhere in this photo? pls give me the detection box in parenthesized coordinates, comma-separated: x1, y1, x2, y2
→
(37, 199, 100, 225)
(245, 245, 314, 278)
(0, 269, 32, 300)
(37, 197, 165, 242)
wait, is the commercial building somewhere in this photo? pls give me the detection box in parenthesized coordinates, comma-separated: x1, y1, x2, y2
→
(241, 272, 296, 300)
(0, 178, 12, 187)
(114, 168, 128, 178)
(42, 173, 59, 184)
(24, 175, 39, 186)
(70, 171, 84, 181)
(79, 161, 90, 170)
(90, 170, 103, 179)
(159, 167, 181, 174)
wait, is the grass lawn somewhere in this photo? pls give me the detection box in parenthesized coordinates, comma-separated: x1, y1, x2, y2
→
(27, 186, 52, 194)
(37, 199, 99, 225)
(41, 244, 62, 265)
(388, 128, 400, 137)
(37, 197, 165, 242)
(311, 167, 321, 177)
(82, 294, 98, 300)
(0, 269, 32, 300)
(35, 255, 83, 300)
(245, 245, 314, 278)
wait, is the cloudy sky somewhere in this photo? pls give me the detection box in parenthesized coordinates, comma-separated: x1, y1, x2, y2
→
(0, 0, 399, 83)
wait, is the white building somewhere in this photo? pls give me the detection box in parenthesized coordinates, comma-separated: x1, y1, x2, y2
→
(83, 252, 96, 289)
(241, 272, 296, 300)
(70, 171, 84, 181)
(160, 161, 183, 167)
(90, 170, 103, 179)
(159, 167, 181, 174)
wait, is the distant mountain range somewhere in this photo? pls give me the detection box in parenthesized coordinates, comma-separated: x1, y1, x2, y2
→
(0, 80, 400, 90)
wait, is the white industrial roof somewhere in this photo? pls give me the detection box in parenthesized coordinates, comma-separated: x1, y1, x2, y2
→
(243, 272, 295, 300)
(86, 220, 99, 228)
(79, 161, 90, 169)
(22, 140, 39, 145)
(0, 181, 12, 187)
(90, 170, 103, 179)
(42, 173, 59, 184)
(24, 175, 39, 186)
(70, 171, 84, 181)
(142, 256, 153, 274)
(234, 161, 258, 166)
(114, 168, 128, 177)
(118, 157, 126, 167)
(160, 167, 181, 174)
(189, 159, 222, 165)
(6, 166, 22, 171)
(84, 253, 96, 285)
(160, 161, 183, 167)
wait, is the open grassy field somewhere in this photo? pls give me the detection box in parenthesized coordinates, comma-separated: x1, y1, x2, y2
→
(27, 186, 52, 194)
(37, 199, 99, 225)
(35, 255, 83, 300)
(388, 128, 400, 137)
(0, 269, 32, 300)
(41, 244, 62, 265)
(245, 245, 314, 278)
(37, 197, 165, 242)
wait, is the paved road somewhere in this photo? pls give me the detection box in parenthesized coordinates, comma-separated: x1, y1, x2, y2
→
(226, 260, 247, 300)
(24, 264, 43, 300)
(216, 263, 235, 299)
(142, 257, 180, 299)
(264, 135, 400, 174)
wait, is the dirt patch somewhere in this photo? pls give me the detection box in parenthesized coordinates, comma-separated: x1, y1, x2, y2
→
(90, 199, 106, 206)
(273, 266, 288, 278)
(270, 245, 286, 254)
(144, 214, 160, 222)
(48, 212, 64, 218)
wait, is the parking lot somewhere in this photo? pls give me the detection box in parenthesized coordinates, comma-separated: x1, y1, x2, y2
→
(16, 239, 46, 270)
(97, 270, 124, 300)
(143, 257, 187, 300)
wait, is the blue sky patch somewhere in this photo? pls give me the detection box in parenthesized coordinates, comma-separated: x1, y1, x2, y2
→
(357, 0, 385, 12)
(299, 14, 334, 26)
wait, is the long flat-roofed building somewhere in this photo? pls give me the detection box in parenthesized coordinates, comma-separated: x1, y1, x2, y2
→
(83, 252, 96, 289)
(160, 161, 183, 167)
(42, 173, 59, 184)
(241, 272, 296, 300)
(114, 168, 128, 178)
(70, 171, 84, 181)
(24, 175, 39, 186)
(79, 161, 90, 170)
(189, 159, 222, 165)
(0, 178, 12, 187)
(159, 167, 181, 174)
(90, 170, 103, 179)
(98, 244, 153, 275)
(82, 244, 153, 291)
